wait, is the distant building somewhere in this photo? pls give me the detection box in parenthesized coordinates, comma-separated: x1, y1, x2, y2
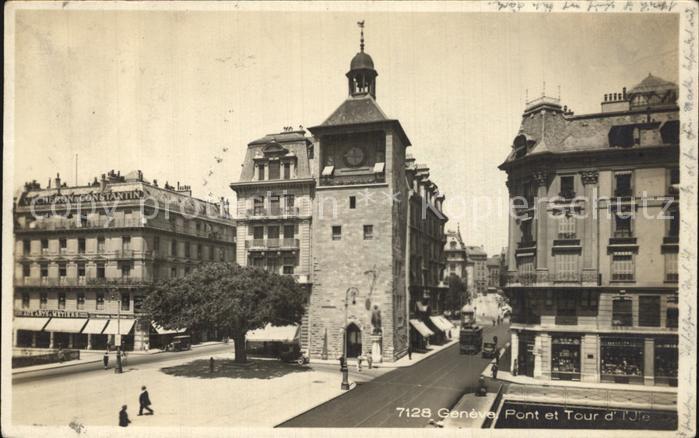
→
(465, 245, 488, 298)
(13, 170, 236, 351)
(444, 227, 467, 280)
(486, 255, 502, 293)
(499, 74, 679, 386)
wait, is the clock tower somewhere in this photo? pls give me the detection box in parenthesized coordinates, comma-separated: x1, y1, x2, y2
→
(307, 26, 412, 362)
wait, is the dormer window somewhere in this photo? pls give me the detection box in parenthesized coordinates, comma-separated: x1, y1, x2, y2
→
(257, 163, 265, 181)
(269, 160, 280, 180)
(559, 175, 575, 199)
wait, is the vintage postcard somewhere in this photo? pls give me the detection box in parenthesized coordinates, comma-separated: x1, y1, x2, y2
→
(2, 1, 697, 437)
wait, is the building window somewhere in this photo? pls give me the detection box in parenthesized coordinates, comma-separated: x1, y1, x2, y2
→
(22, 263, 31, 277)
(196, 244, 202, 259)
(22, 293, 30, 309)
(185, 242, 191, 258)
(638, 296, 660, 327)
(41, 239, 49, 254)
(283, 256, 295, 275)
(612, 298, 633, 326)
(219, 247, 225, 262)
(120, 262, 132, 278)
(332, 226, 342, 241)
(59, 238, 67, 254)
(555, 253, 578, 281)
(579, 290, 598, 313)
(283, 162, 291, 179)
(268, 225, 280, 240)
(665, 252, 678, 282)
(363, 225, 374, 240)
(270, 195, 281, 215)
(285, 194, 295, 210)
(171, 240, 177, 256)
(666, 307, 678, 328)
(184, 265, 191, 275)
(59, 262, 67, 278)
(611, 252, 634, 281)
(97, 237, 105, 253)
(121, 293, 130, 311)
(558, 213, 576, 239)
(58, 292, 66, 309)
(78, 238, 86, 254)
(154, 236, 160, 251)
(40, 263, 49, 278)
(268, 160, 280, 180)
(77, 293, 85, 310)
(171, 267, 177, 278)
(96, 263, 105, 279)
(520, 220, 533, 243)
(257, 163, 265, 181)
(614, 172, 633, 198)
(122, 236, 131, 251)
(517, 255, 535, 284)
(559, 175, 575, 199)
(668, 209, 679, 237)
(613, 209, 633, 238)
(77, 262, 85, 278)
(96, 293, 104, 310)
(40, 292, 48, 309)
(23, 239, 31, 255)
(253, 197, 265, 215)
(349, 196, 357, 209)
(134, 295, 144, 312)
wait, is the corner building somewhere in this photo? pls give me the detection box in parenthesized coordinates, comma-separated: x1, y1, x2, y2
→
(499, 75, 679, 386)
(306, 41, 414, 362)
(13, 170, 236, 351)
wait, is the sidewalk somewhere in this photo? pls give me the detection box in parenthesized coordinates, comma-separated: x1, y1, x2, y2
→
(12, 341, 225, 375)
(310, 327, 459, 369)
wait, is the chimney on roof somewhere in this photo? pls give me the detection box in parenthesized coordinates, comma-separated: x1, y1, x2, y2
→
(623, 87, 627, 99)
(54, 173, 61, 189)
(100, 173, 108, 191)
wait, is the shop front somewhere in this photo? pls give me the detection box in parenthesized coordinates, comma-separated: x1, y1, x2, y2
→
(601, 337, 644, 384)
(654, 337, 678, 387)
(551, 334, 581, 381)
(517, 332, 536, 377)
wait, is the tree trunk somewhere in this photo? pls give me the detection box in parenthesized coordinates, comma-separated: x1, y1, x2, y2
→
(233, 331, 247, 363)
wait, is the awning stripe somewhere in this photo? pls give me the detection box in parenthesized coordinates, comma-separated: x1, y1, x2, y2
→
(409, 319, 434, 338)
(14, 317, 50, 332)
(44, 318, 88, 333)
(152, 321, 186, 335)
(429, 316, 452, 332)
(82, 319, 109, 334)
(102, 319, 136, 335)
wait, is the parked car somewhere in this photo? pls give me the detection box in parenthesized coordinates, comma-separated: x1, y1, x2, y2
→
(482, 341, 497, 359)
(278, 343, 308, 365)
(165, 335, 191, 352)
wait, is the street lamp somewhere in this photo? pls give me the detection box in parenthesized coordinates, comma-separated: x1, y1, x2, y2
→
(109, 288, 122, 373)
(341, 287, 358, 390)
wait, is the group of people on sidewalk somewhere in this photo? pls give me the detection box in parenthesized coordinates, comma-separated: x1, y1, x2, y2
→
(103, 347, 127, 373)
(119, 386, 155, 427)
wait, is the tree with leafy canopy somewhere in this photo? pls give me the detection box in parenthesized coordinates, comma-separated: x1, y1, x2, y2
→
(447, 273, 467, 312)
(143, 262, 308, 363)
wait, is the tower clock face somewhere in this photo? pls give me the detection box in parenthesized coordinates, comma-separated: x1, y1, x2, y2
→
(344, 147, 365, 167)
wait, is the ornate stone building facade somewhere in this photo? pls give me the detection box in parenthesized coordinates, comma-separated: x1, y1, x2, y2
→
(13, 170, 236, 351)
(499, 74, 679, 386)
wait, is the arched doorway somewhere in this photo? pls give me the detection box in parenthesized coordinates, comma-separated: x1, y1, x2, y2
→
(346, 323, 362, 358)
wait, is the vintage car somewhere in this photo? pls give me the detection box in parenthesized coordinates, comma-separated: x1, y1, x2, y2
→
(165, 335, 192, 352)
(482, 341, 497, 359)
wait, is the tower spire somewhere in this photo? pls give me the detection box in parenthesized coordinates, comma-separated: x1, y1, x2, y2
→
(358, 20, 365, 52)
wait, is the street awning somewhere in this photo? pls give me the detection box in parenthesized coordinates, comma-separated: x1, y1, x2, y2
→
(82, 319, 109, 334)
(430, 316, 452, 332)
(409, 319, 434, 338)
(152, 322, 186, 335)
(102, 319, 136, 335)
(246, 324, 298, 343)
(44, 318, 88, 333)
(436, 315, 455, 330)
(14, 317, 50, 332)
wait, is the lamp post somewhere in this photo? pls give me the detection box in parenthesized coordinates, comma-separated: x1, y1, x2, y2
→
(341, 287, 358, 390)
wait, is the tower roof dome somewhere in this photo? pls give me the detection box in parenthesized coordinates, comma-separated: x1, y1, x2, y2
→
(350, 51, 375, 71)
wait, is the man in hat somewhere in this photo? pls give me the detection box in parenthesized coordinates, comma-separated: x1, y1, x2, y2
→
(138, 386, 154, 415)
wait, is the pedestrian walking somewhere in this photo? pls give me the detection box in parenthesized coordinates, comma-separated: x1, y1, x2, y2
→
(103, 350, 109, 369)
(119, 405, 131, 427)
(209, 357, 215, 373)
(138, 386, 154, 416)
(408, 344, 412, 360)
(115, 350, 123, 374)
(491, 362, 499, 379)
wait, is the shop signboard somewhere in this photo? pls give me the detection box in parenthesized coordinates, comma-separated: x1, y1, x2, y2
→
(14, 309, 89, 318)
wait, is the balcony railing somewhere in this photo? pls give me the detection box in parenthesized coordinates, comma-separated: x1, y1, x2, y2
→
(245, 238, 300, 250)
(555, 272, 581, 282)
(320, 172, 385, 186)
(246, 206, 300, 218)
(611, 273, 634, 282)
(517, 239, 536, 249)
(507, 270, 597, 286)
(17, 276, 93, 286)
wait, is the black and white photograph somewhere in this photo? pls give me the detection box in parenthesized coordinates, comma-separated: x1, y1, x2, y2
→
(2, 1, 697, 436)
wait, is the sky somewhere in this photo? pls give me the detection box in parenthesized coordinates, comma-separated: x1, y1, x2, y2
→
(11, 9, 679, 255)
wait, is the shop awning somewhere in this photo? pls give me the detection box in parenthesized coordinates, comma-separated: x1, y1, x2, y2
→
(14, 317, 50, 332)
(436, 315, 455, 330)
(82, 319, 109, 334)
(246, 324, 298, 343)
(152, 322, 186, 335)
(409, 319, 434, 338)
(430, 316, 453, 332)
(102, 319, 136, 335)
(44, 318, 88, 333)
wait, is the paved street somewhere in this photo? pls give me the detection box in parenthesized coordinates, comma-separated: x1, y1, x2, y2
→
(13, 343, 233, 384)
(279, 323, 509, 427)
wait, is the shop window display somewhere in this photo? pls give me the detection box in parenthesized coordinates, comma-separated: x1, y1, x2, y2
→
(601, 338, 644, 384)
(551, 336, 581, 380)
(654, 338, 678, 387)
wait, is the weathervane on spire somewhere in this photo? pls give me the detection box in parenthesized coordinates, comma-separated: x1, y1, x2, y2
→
(357, 20, 365, 52)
